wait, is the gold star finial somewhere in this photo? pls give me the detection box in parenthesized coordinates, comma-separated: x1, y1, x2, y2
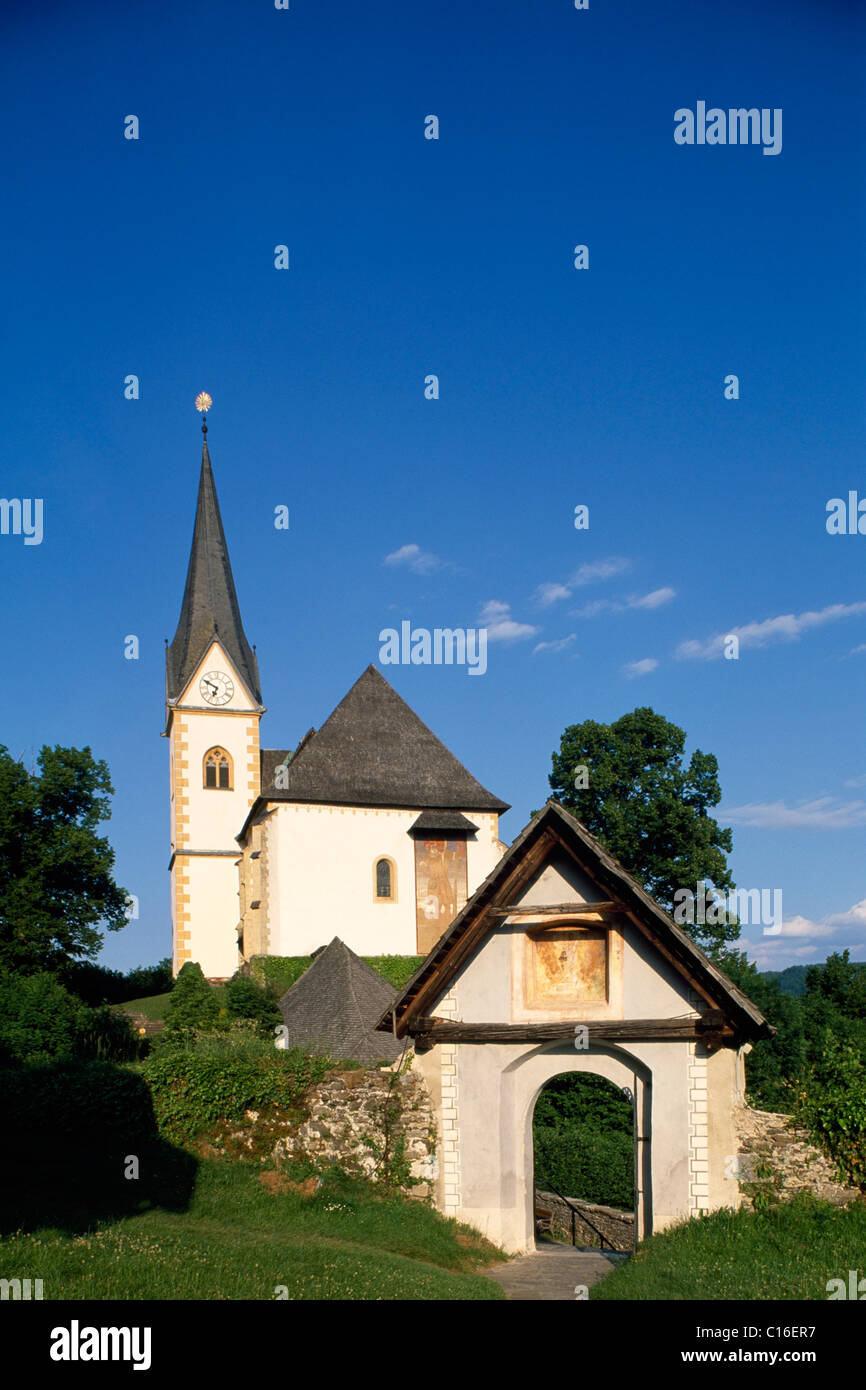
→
(195, 391, 212, 436)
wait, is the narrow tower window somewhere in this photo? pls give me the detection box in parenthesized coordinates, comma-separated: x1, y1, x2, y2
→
(375, 857, 395, 901)
(203, 747, 233, 790)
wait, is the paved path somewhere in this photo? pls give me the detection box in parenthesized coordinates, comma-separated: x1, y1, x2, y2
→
(484, 1244, 629, 1301)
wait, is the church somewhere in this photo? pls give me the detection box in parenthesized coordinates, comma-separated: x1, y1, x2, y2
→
(165, 407, 510, 979)
(164, 403, 773, 1249)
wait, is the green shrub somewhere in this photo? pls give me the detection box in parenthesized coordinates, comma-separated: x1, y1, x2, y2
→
(60, 959, 128, 1005)
(163, 961, 220, 1033)
(250, 956, 311, 997)
(61, 957, 175, 1006)
(533, 1073, 634, 1208)
(124, 958, 174, 999)
(361, 956, 424, 990)
(141, 1024, 330, 1140)
(225, 973, 282, 1030)
(0, 968, 139, 1064)
(794, 1039, 866, 1188)
(534, 1125, 634, 1208)
(0, 1058, 154, 1143)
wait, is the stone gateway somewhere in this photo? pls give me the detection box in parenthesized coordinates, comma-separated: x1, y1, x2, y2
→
(378, 801, 772, 1254)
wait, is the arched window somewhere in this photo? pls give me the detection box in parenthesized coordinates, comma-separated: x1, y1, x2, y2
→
(203, 746, 233, 790)
(374, 857, 396, 902)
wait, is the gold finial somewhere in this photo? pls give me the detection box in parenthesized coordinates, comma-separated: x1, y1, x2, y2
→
(195, 391, 212, 436)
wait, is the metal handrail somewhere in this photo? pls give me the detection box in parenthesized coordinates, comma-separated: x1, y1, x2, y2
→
(537, 1183, 616, 1251)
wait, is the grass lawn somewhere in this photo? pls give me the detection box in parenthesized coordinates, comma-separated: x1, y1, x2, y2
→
(117, 992, 173, 1020)
(0, 1158, 506, 1300)
(590, 1195, 866, 1300)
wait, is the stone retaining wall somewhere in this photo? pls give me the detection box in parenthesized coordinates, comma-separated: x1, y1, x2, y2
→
(536, 1189, 634, 1251)
(275, 1066, 438, 1197)
(734, 1105, 860, 1206)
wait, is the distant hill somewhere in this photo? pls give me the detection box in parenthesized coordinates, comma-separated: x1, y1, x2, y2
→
(761, 962, 866, 997)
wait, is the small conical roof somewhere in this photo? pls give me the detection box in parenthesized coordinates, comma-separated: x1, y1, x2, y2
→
(278, 938, 402, 1062)
(166, 432, 261, 703)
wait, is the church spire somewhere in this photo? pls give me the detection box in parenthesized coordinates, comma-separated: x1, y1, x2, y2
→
(166, 394, 262, 704)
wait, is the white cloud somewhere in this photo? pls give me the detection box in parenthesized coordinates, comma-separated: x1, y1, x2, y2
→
(630, 586, 676, 610)
(676, 600, 866, 661)
(535, 582, 573, 607)
(743, 898, 866, 968)
(533, 557, 631, 607)
(571, 598, 617, 619)
(720, 797, 866, 829)
(533, 633, 577, 655)
(478, 599, 539, 643)
(622, 657, 659, 678)
(571, 587, 676, 620)
(572, 557, 631, 587)
(383, 543, 442, 574)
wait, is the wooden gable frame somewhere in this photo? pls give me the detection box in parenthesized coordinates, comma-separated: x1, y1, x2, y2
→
(377, 800, 773, 1043)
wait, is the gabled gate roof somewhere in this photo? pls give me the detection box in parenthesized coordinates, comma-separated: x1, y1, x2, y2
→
(377, 800, 772, 1041)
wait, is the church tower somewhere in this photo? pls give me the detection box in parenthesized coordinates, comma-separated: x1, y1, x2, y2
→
(165, 396, 264, 979)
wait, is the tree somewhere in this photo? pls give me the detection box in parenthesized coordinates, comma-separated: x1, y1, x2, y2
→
(548, 707, 737, 951)
(719, 949, 805, 1110)
(0, 745, 130, 975)
(0, 968, 138, 1066)
(124, 958, 173, 999)
(163, 961, 219, 1032)
(225, 972, 281, 1031)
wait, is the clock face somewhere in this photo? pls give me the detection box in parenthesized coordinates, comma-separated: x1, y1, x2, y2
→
(200, 670, 234, 706)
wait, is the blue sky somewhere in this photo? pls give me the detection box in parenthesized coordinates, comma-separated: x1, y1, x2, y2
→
(1, 0, 864, 973)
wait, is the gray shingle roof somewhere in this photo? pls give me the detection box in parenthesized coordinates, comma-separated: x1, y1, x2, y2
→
(410, 810, 479, 834)
(250, 665, 509, 812)
(167, 434, 262, 704)
(260, 748, 293, 789)
(278, 937, 403, 1062)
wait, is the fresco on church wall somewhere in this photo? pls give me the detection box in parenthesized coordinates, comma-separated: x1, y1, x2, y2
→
(414, 838, 468, 954)
(526, 925, 608, 1007)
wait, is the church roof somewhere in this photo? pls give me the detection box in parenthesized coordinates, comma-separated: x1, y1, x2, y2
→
(249, 665, 509, 814)
(410, 810, 479, 835)
(278, 937, 403, 1063)
(260, 748, 293, 788)
(378, 799, 772, 1042)
(166, 431, 262, 705)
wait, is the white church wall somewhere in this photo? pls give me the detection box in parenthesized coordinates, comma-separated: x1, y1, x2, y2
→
(265, 802, 503, 958)
(170, 640, 261, 977)
(182, 854, 241, 978)
(178, 640, 259, 714)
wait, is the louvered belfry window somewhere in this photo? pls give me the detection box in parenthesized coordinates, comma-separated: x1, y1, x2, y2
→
(204, 747, 232, 790)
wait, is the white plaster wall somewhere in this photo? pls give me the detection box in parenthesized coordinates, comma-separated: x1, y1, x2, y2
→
(177, 643, 259, 850)
(266, 803, 503, 957)
(454, 852, 697, 1025)
(177, 640, 259, 714)
(183, 854, 241, 978)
